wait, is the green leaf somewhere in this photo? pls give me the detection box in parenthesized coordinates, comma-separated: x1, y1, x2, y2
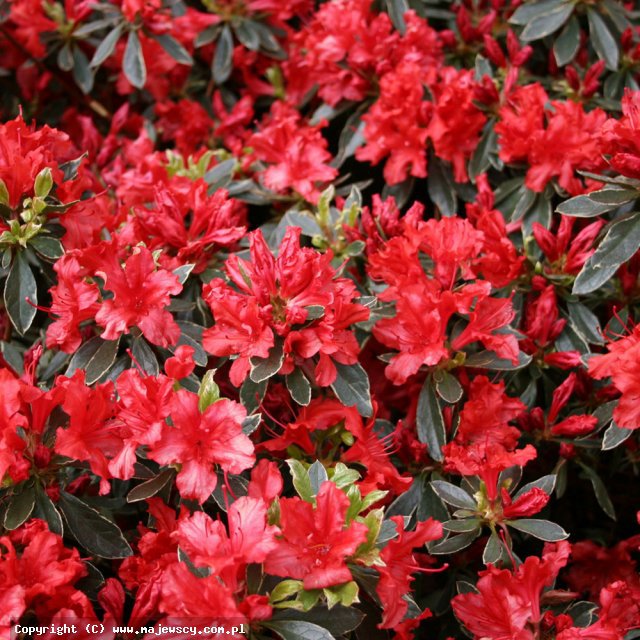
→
(250, 336, 284, 383)
(123, 30, 146, 89)
(556, 195, 617, 218)
(127, 468, 176, 503)
(204, 158, 236, 191)
(483, 532, 503, 565)
(510, 0, 567, 25)
(4, 252, 37, 335)
(270, 606, 364, 637)
(587, 8, 619, 70)
(520, 2, 573, 41)
(242, 413, 261, 435)
(443, 519, 481, 533)
(85, 337, 120, 384)
(554, 15, 580, 65)
(308, 460, 328, 496)
(263, 620, 334, 640)
(431, 480, 476, 510)
(286, 368, 312, 406)
(33, 485, 63, 535)
(573, 212, 640, 294)
(428, 153, 456, 217)
(602, 421, 633, 450)
(57, 42, 74, 71)
(464, 350, 532, 370)
(234, 19, 261, 50)
(153, 33, 193, 65)
(198, 369, 221, 411)
(173, 263, 194, 285)
(508, 518, 569, 541)
(73, 46, 94, 94)
(91, 24, 123, 67)
(58, 491, 132, 558)
(286, 459, 314, 503)
(435, 370, 463, 403)
(30, 235, 64, 260)
(588, 187, 639, 205)
(385, 0, 409, 34)
(131, 336, 159, 376)
(429, 530, 478, 555)
(417, 377, 446, 461)
(567, 301, 604, 345)
(469, 119, 497, 181)
(514, 474, 556, 500)
(579, 464, 616, 519)
(240, 376, 267, 414)
(330, 362, 373, 418)
(34, 167, 53, 198)
(213, 24, 234, 84)
(4, 484, 36, 530)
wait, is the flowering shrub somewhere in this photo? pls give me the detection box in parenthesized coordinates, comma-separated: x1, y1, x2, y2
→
(2, 1, 640, 639)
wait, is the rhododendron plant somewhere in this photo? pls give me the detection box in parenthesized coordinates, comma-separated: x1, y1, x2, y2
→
(1, 1, 640, 639)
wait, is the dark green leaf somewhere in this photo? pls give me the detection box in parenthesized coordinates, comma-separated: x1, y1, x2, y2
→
(4, 251, 37, 335)
(416, 377, 446, 461)
(435, 370, 463, 403)
(567, 301, 604, 345)
(66, 336, 103, 376)
(464, 350, 532, 370)
(330, 362, 373, 418)
(556, 194, 618, 218)
(242, 413, 261, 435)
(173, 263, 194, 285)
(579, 464, 616, 519)
(429, 530, 478, 555)
(234, 19, 260, 51)
(195, 24, 219, 48)
(250, 336, 284, 383)
(127, 468, 176, 503)
(57, 42, 74, 71)
(286, 368, 312, 406)
(510, 0, 567, 25)
(483, 533, 502, 565)
(240, 376, 267, 414)
(554, 15, 580, 65)
(514, 474, 556, 499)
(469, 119, 497, 181)
(588, 187, 639, 205)
(123, 30, 146, 89)
(385, 0, 409, 34)
(587, 8, 619, 70)
(508, 518, 569, 541)
(58, 491, 132, 558)
(431, 480, 476, 510)
(308, 460, 328, 496)
(270, 606, 364, 637)
(91, 24, 123, 67)
(428, 154, 456, 217)
(520, 2, 573, 41)
(443, 519, 481, 533)
(204, 158, 236, 191)
(33, 485, 63, 535)
(85, 337, 120, 384)
(602, 421, 633, 450)
(73, 46, 94, 93)
(131, 336, 159, 376)
(153, 33, 193, 65)
(30, 235, 64, 260)
(4, 484, 35, 530)
(213, 24, 234, 84)
(573, 212, 640, 294)
(263, 620, 334, 640)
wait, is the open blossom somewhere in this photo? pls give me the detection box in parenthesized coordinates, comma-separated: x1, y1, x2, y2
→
(248, 102, 337, 203)
(588, 324, 640, 430)
(264, 481, 368, 589)
(95, 245, 182, 347)
(148, 390, 255, 503)
(601, 88, 640, 178)
(203, 227, 369, 387)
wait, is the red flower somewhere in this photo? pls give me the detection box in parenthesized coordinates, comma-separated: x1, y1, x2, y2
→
(452, 542, 571, 639)
(95, 246, 182, 347)
(602, 89, 640, 179)
(249, 101, 337, 203)
(148, 390, 255, 503)
(203, 227, 368, 387)
(376, 516, 443, 630)
(264, 481, 368, 589)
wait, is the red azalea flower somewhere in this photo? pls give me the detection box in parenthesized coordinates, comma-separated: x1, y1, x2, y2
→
(95, 246, 182, 347)
(148, 390, 255, 503)
(264, 481, 368, 589)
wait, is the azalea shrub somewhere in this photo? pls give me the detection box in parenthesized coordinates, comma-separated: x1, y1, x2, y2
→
(2, 0, 640, 639)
